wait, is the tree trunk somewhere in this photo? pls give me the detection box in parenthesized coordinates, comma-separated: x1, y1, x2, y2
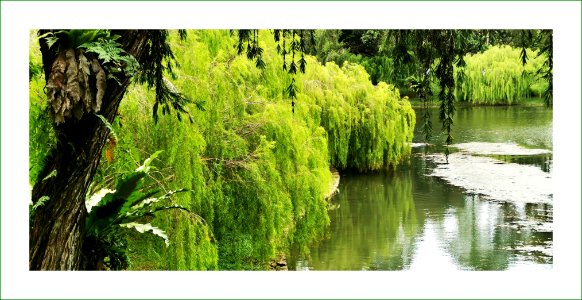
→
(29, 30, 150, 270)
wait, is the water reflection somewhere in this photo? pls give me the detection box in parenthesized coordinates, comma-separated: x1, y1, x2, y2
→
(290, 163, 552, 270)
(290, 106, 552, 271)
(443, 106, 553, 150)
(290, 171, 418, 270)
(492, 154, 553, 173)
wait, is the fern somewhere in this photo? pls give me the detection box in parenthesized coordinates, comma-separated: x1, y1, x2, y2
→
(119, 222, 169, 247)
(86, 188, 116, 213)
(41, 169, 57, 182)
(95, 114, 118, 143)
(32, 195, 49, 210)
(30, 195, 50, 217)
(84, 151, 205, 269)
(40, 30, 110, 51)
(79, 38, 140, 77)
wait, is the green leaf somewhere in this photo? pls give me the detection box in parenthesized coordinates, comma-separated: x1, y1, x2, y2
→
(45, 36, 59, 50)
(520, 47, 528, 66)
(31, 196, 50, 211)
(129, 188, 190, 211)
(288, 61, 297, 74)
(195, 99, 206, 112)
(127, 189, 161, 209)
(135, 150, 163, 173)
(115, 172, 147, 202)
(119, 222, 169, 247)
(41, 169, 57, 182)
(95, 114, 118, 143)
(255, 56, 266, 69)
(85, 169, 148, 236)
(86, 188, 116, 213)
(299, 56, 306, 73)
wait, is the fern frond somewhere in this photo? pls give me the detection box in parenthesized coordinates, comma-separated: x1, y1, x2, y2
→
(86, 188, 116, 213)
(95, 114, 118, 143)
(119, 222, 169, 247)
(32, 196, 50, 211)
(41, 169, 57, 182)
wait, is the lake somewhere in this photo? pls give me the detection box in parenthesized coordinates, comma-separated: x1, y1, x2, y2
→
(289, 105, 553, 271)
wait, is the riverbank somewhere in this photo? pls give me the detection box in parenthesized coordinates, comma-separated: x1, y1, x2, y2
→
(325, 168, 341, 199)
(408, 97, 546, 109)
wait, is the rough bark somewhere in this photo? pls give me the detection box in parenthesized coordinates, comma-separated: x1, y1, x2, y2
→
(29, 30, 150, 270)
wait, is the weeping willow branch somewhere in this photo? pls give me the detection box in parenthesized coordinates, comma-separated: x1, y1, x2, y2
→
(200, 153, 260, 169)
(237, 29, 308, 113)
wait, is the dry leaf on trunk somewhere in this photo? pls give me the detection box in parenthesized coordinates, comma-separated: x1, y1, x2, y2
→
(45, 49, 107, 124)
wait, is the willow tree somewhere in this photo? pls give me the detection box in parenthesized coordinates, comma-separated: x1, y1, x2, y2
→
(389, 29, 553, 143)
(308, 29, 553, 144)
(29, 29, 307, 270)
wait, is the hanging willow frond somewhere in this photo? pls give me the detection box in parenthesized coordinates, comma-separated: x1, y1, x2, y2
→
(134, 30, 203, 123)
(235, 29, 308, 114)
(151, 77, 195, 124)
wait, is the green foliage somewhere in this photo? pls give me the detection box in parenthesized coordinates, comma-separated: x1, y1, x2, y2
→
(236, 30, 266, 70)
(29, 196, 50, 218)
(339, 30, 384, 57)
(84, 151, 210, 270)
(454, 45, 548, 105)
(407, 75, 433, 141)
(300, 60, 415, 171)
(39, 29, 110, 50)
(29, 33, 57, 183)
(100, 81, 218, 270)
(78, 37, 140, 81)
(95, 114, 118, 143)
(434, 30, 457, 146)
(29, 33, 44, 80)
(30, 30, 414, 270)
(134, 30, 198, 124)
(102, 30, 414, 269)
(534, 30, 552, 107)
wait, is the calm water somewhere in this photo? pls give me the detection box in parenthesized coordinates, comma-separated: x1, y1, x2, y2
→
(290, 105, 553, 271)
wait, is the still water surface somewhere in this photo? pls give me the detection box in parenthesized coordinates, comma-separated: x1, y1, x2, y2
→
(290, 106, 553, 270)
